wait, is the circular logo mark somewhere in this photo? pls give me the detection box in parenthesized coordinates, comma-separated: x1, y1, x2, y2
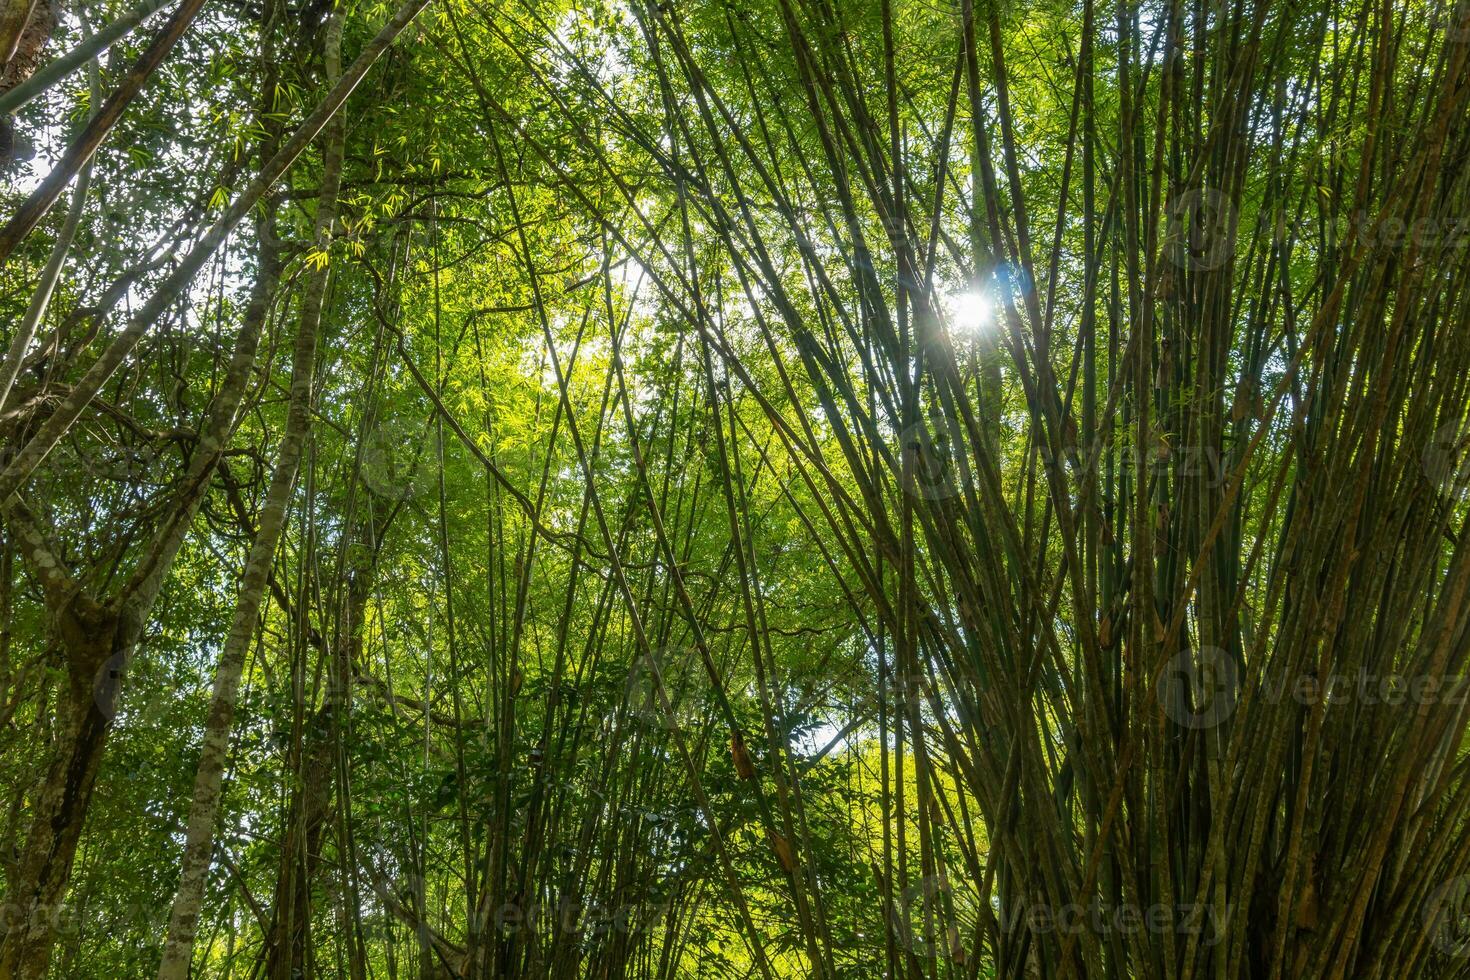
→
(1164, 187, 1236, 271)
(1157, 646, 1239, 729)
(898, 417, 961, 500)
(91, 650, 129, 720)
(891, 874, 952, 956)
(360, 414, 440, 500)
(625, 645, 700, 731)
(91, 650, 177, 726)
(1424, 420, 1470, 502)
(1425, 876, 1470, 957)
(1448, 0, 1470, 42)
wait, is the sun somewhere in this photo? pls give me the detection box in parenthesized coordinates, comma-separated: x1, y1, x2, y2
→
(948, 289, 994, 336)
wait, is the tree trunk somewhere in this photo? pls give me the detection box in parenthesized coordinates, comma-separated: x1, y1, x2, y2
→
(155, 3, 343, 973)
(0, 5, 429, 972)
(0, 0, 56, 164)
(264, 532, 375, 980)
(0, 594, 125, 980)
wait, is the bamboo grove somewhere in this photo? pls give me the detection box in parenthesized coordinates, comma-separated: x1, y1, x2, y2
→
(1, 0, 1469, 975)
